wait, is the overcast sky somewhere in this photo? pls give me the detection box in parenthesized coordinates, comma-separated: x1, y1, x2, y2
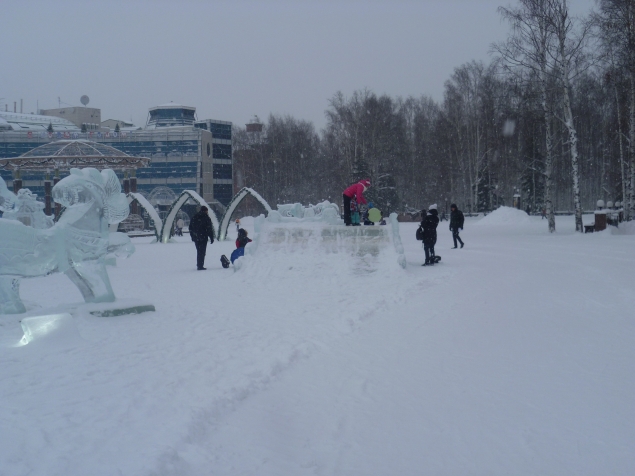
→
(1, 0, 596, 131)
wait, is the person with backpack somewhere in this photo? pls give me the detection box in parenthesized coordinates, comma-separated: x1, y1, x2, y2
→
(220, 228, 252, 268)
(342, 179, 370, 226)
(189, 206, 215, 270)
(420, 204, 439, 266)
(449, 203, 465, 249)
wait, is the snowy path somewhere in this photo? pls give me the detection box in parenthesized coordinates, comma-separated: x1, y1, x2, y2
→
(1, 213, 634, 475)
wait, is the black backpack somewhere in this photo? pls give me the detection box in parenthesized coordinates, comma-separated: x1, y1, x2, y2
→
(416, 225, 424, 241)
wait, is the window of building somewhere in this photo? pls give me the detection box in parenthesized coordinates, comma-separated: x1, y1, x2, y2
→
(213, 144, 232, 160)
(213, 164, 232, 180)
(213, 184, 233, 206)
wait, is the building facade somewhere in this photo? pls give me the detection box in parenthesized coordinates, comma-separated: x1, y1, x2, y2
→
(0, 104, 233, 208)
(194, 119, 233, 208)
(39, 107, 101, 131)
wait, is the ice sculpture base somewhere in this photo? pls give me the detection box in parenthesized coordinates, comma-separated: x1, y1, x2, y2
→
(20, 313, 79, 347)
(18, 298, 156, 321)
(89, 302, 156, 317)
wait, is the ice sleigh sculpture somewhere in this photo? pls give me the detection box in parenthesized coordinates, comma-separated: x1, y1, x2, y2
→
(0, 168, 134, 315)
(242, 202, 407, 271)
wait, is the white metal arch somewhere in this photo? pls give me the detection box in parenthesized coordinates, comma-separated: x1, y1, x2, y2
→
(127, 192, 162, 241)
(219, 187, 272, 241)
(161, 190, 219, 243)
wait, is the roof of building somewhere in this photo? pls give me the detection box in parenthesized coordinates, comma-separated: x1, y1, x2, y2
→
(149, 102, 196, 111)
(0, 139, 150, 171)
(0, 111, 80, 132)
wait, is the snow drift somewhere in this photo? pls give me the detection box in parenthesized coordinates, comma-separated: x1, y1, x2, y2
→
(475, 206, 531, 227)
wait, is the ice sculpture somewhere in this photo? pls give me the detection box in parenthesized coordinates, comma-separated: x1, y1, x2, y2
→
(276, 200, 340, 221)
(0, 168, 134, 314)
(245, 208, 406, 270)
(0, 175, 16, 212)
(2, 188, 54, 229)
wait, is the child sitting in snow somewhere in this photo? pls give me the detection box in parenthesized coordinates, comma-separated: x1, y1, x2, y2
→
(221, 228, 252, 268)
(350, 196, 360, 226)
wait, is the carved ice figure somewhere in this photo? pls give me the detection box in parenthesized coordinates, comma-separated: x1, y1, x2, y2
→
(0, 185, 55, 313)
(0, 175, 16, 213)
(2, 189, 54, 229)
(276, 201, 341, 221)
(0, 168, 134, 314)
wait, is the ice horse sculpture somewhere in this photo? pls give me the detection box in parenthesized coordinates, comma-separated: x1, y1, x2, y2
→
(0, 168, 134, 314)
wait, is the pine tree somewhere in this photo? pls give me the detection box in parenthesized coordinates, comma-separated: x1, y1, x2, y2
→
(115, 123, 121, 133)
(47, 122, 53, 133)
(81, 123, 87, 133)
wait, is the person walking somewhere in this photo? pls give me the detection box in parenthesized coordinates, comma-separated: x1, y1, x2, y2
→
(421, 204, 439, 266)
(342, 179, 370, 226)
(189, 206, 215, 270)
(449, 203, 465, 249)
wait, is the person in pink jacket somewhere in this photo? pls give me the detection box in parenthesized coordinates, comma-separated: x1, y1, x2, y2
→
(343, 179, 370, 226)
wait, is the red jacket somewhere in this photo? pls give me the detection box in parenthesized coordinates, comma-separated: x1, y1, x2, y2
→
(343, 179, 370, 204)
(236, 236, 252, 248)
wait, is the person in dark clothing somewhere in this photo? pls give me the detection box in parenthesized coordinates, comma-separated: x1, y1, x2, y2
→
(421, 204, 439, 266)
(189, 206, 215, 270)
(449, 203, 465, 249)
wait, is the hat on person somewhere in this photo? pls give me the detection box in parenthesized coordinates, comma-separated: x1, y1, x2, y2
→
(429, 203, 437, 210)
(450, 203, 457, 209)
(360, 179, 371, 187)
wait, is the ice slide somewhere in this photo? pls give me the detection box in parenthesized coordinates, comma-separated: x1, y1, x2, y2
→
(239, 205, 407, 272)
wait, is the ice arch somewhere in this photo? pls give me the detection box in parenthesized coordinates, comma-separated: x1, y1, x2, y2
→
(219, 187, 272, 241)
(127, 192, 162, 241)
(161, 190, 219, 243)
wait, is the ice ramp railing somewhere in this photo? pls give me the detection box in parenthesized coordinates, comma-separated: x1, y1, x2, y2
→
(246, 209, 407, 269)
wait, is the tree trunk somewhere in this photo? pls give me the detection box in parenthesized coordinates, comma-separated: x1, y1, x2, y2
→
(630, 73, 635, 220)
(560, 42, 583, 231)
(614, 81, 627, 209)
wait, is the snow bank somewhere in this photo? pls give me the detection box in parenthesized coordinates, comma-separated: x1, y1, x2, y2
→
(611, 220, 635, 235)
(475, 206, 531, 227)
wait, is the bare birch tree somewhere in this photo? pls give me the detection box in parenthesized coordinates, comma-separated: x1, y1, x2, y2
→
(496, 0, 557, 231)
(546, 0, 592, 231)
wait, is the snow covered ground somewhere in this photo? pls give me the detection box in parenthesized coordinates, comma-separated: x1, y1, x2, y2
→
(1, 209, 634, 475)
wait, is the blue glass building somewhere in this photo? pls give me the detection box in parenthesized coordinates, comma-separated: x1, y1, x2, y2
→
(0, 104, 233, 208)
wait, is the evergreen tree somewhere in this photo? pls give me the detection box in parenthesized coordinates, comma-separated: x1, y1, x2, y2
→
(47, 122, 53, 133)
(115, 123, 121, 133)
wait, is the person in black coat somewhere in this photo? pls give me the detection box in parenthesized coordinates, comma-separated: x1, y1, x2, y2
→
(189, 206, 215, 270)
(421, 204, 439, 266)
(449, 203, 465, 249)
